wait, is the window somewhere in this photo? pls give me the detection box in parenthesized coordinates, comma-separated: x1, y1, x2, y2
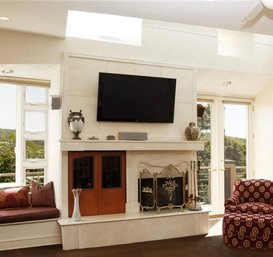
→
(0, 83, 48, 186)
(66, 10, 142, 46)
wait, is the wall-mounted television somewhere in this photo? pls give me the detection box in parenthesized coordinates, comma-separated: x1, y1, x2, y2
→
(97, 72, 176, 123)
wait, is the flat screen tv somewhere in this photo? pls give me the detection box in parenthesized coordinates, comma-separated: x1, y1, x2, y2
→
(97, 72, 176, 123)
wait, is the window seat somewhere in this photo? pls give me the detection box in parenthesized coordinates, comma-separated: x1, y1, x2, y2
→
(0, 182, 61, 250)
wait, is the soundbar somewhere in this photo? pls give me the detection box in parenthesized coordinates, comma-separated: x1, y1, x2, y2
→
(118, 132, 148, 141)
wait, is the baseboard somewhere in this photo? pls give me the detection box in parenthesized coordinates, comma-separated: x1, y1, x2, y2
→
(209, 214, 223, 219)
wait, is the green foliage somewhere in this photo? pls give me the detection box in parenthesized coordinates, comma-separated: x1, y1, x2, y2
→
(0, 129, 16, 182)
(225, 136, 246, 166)
(0, 130, 16, 172)
(197, 104, 211, 167)
(198, 103, 211, 131)
(26, 140, 44, 159)
(0, 129, 44, 183)
(197, 104, 246, 166)
(198, 133, 211, 166)
(197, 103, 247, 203)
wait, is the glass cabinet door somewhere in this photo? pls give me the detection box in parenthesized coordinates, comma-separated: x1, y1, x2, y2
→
(102, 156, 121, 188)
(98, 152, 126, 215)
(68, 151, 126, 216)
(68, 152, 98, 216)
(73, 156, 94, 189)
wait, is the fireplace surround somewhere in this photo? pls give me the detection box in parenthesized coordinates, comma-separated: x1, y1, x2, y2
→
(61, 139, 204, 215)
(59, 139, 209, 250)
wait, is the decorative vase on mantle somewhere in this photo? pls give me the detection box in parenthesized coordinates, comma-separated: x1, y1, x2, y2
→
(67, 110, 85, 140)
(185, 122, 201, 141)
(72, 188, 82, 221)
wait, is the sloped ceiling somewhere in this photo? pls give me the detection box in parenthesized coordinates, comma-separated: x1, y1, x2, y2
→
(1, 0, 273, 98)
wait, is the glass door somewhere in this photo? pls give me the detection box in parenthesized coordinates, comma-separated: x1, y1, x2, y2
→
(224, 103, 248, 201)
(197, 97, 252, 215)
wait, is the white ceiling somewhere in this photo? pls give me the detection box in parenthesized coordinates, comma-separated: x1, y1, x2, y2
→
(1, 0, 273, 98)
(1, 0, 273, 38)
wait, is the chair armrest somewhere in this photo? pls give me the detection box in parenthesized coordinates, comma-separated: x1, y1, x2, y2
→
(224, 194, 240, 207)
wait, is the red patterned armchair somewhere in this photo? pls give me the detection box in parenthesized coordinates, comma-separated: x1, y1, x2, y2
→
(225, 179, 273, 215)
(223, 179, 273, 249)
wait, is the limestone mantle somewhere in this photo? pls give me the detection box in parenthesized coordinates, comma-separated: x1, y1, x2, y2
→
(60, 139, 204, 151)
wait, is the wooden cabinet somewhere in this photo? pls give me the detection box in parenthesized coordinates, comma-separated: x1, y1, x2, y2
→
(68, 151, 126, 216)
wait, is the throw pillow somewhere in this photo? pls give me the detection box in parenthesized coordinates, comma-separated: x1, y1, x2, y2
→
(0, 186, 30, 209)
(31, 181, 56, 207)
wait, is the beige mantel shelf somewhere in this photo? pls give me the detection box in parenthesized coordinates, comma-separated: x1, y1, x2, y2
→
(60, 139, 204, 151)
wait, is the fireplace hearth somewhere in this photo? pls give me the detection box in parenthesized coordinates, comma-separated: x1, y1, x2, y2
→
(139, 164, 186, 212)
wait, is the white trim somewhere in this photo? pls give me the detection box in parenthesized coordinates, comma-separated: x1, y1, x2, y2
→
(198, 94, 254, 103)
(0, 83, 49, 186)
(247, 103, 255, 178)
(64, 52, 197, 72)
(0, 75, 50, 88)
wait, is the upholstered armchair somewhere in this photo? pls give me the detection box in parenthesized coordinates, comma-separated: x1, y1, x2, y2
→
(225, 179, 273, 215)
(223, 179, 273, 249)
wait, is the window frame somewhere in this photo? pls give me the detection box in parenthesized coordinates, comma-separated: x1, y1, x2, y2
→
(0, 83, 48, 187)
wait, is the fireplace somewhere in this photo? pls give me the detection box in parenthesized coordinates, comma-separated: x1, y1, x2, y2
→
(139, 164, 187, 212)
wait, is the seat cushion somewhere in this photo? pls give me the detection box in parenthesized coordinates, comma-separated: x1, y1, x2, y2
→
(227, 202, 273, 214)
(0, 207, 60, 224)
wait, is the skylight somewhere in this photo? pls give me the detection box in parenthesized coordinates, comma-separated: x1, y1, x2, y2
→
(66, 10, 142, 46)
(218, 30, 254, 57)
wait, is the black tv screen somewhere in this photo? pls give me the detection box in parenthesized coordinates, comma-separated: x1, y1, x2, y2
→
(97, 72, 176, 123)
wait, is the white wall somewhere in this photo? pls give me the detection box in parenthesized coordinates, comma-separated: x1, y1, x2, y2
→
(46, 65, 62, 209)
(2, 21, 273, 76)
(254, 80, 273, 179)
(62, 54, 196, 141)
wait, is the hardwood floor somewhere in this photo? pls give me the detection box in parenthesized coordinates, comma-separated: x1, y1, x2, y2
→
(2, 235, 273, 257)
(2, 218, 273, 256)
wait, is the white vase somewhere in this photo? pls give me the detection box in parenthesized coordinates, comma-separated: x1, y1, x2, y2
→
(72, 188, 82, 221)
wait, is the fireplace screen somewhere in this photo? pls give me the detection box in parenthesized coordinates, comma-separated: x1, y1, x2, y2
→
(139, 169, 155, 211)
(139, 164, 186, 212)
